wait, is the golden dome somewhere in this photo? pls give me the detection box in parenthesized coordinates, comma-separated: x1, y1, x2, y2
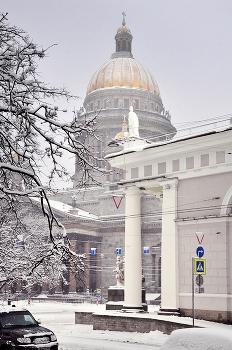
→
(115, 116, 130, 139)
(117, 26, 131, 34)
(86, 57, 161, 96)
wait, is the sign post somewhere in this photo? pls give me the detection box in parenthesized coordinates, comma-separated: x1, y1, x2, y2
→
(192, 233, 206, 326)
(192, 257, 195, 327)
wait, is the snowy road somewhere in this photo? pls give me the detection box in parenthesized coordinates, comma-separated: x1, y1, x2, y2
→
(9, 299, 232, 350)
(23, 301, 167, 350)
(55, 329, 161, 350)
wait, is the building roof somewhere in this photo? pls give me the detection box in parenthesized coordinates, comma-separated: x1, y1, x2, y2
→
(86, 57, 160, 96)
(86, 17, 160, 97)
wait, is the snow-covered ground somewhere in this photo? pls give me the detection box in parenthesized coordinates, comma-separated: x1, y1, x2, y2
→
(12, 300, 167, 349)
(10, 299, 232, 350)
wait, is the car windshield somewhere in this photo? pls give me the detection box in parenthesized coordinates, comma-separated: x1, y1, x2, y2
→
(0, 311, 38, 328)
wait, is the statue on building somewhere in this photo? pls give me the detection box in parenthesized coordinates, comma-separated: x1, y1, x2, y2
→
(113, 256, 124, 287)
(128, 106, 140, 138)
(71, 195, 77, 208)
(165, 110, 171, 121)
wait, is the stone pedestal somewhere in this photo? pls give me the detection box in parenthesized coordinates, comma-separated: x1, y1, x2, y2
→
(106, 287, 147, 311)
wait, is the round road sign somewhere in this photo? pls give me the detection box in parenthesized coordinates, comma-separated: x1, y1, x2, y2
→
(196, 246, 204, 258)
(196, 274, 204, 286)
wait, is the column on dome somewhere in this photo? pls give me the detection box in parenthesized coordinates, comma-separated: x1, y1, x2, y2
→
(159, 178, 179, 313)
(122, 186, 143, 311)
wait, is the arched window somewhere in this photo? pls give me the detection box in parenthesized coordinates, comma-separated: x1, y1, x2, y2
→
(117, 41, 121, 51)
(220, 184, 232, 216)
(122, 40, 126, 51)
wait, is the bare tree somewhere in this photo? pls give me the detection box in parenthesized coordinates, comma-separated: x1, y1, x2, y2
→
(0, 13, 102, 291)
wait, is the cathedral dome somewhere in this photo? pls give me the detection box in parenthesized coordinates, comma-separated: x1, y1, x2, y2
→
(86, 15, 160, 97)
(86, 58, 161, 96)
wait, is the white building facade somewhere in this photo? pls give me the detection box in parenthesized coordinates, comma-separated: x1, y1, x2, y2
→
(107, 125, 232, 323)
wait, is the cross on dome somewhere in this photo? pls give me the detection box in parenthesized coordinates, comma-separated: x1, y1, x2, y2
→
(122, 11, 126, 26)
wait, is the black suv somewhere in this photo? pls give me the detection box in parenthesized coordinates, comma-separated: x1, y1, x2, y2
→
(0, 305, 58, 349)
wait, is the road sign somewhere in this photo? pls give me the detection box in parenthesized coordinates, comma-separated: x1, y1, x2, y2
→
(116, 248, 122, 255)
(194, 258, 206, 275)
(195, 287, 204, 294)
(196, 274, 204, 286)
(196, 246, 204, 258)
(143, 246, 150, 254)
(90, 248, 96, 255)
(195, 232, 204, 245)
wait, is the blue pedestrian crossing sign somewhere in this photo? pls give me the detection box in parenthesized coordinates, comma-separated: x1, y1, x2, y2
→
(194, 258, 206, 275)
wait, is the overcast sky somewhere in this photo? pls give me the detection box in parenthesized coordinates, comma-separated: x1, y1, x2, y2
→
(2, 0, 232, 128)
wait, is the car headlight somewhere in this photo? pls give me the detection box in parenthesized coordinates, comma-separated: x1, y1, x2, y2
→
(17, 337, 32, 344)
(50, 334, 57, 342)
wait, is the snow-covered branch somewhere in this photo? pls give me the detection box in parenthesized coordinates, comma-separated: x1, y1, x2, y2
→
(0, 12, 104, 292)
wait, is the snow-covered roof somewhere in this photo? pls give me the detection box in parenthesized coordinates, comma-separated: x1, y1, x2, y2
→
(32, 197, 99, 221)
(48, 199, 99, 221)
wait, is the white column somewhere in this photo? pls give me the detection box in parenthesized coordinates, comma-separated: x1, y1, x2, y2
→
(123, 186, 143, 311)
(159, 179, 179, 311)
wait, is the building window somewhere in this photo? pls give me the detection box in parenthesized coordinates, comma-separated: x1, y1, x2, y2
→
(118, 99, 123, 108)
(114, 98, 119, 108)
(186, 156, 194, 169)
(124, 99, 129, 109)
(158, 162, 166, 174)
(143, 101, 148, 111)
(104, 100, 110, 109)
(95, 101, 100, 109)
(216, 151, 225, 164)
(172, 159, 180, 172)
(144, 165, 152, 177)
(90, 103, 93, 111)
(131, 167, 139, 179)
(132, 99, 139, 110)
(201, 154, 209, 167)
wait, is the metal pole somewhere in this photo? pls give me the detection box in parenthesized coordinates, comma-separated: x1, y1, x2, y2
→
(100, 254, 104, 304)
(100, 268, 103, 304)
(192, 257, 195, 327)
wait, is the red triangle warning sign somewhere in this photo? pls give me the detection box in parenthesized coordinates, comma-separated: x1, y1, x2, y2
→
(112, 196, 123, 209)
(196, 232, 204, 245)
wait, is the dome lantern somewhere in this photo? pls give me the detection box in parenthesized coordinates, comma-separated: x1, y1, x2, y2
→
(113, 12, 133, 59)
